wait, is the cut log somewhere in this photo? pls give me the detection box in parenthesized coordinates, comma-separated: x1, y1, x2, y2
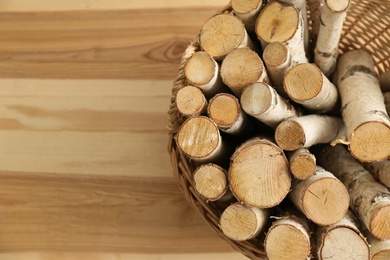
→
(193, 163, 232, 202)
(200, 13, 254, 61)
(288, 148, 317, 180)
(255, 1, 308, 64)
(316, 210, 370, 260)
(184, 51, 226, 98)
(337, 49, 390, 162)
(207, 93, 250, 135)
(308, 0, 322, 49)
(364, 160, 390, 189)
(264, 209, 311, 260)
(262, 42, 293, 97)
(283, 63, 339, 113)
(232, 0, 263, 31)
(314, 0, 350, 77)
(176, 116, 225, 163)
(317, 144, 390, 240)
(240, 82, 301, 128)
(289, 166, 350, 226)
(176, 86, 208, 117)
(229, 137, 291, 208)
(380, 71, 390, 92)
(385, 92, 390, 114)
(275, 115, 345, 151)
(368, 234, 390, 260)
(220, 203, 269, 241)
(220, 47, 268, 98)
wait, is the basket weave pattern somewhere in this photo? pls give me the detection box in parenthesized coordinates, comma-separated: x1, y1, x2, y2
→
(168, 1, 390, 259)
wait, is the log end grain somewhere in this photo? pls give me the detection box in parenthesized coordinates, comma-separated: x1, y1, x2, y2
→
(176, 86, 207, 116)
(372, 251, 390, 260)
(302, 177, 349, 226)
(326, 0, 351, 12)
(370, 204, 390, 240)
(256, 1, 299, 44)
(349, 121, 390, 162)
(263, 42, 289, 67)
(229, 138, 291, 208)
(221, 47, 265, 96)
(184, 51, 216, 86)
(284, 63, 323, 102)
(275, 119, 306, 151)
(240, 82, 272, 116)
(220, 203, 267, 241)
(290, 151, 316, 180)
(200, 14, 245, 60)
(177, 116, 221, 160)
(208, 93, 240, 129)
(318, 227, 370, 260)
(193, 164, 228, 201)
(232, 0, 262, 14)
(265, 223, 310, 260)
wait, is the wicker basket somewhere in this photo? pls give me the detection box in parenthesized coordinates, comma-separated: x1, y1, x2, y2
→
(167, 1, 390, 259)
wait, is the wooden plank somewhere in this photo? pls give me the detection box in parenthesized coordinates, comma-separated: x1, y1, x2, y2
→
(0, 7, 222, 80)
(0, 171, 234, 253)
(0, 0, 228, 11)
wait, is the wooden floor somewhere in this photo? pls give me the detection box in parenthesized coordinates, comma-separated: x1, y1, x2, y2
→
(0, 0, 247, 259)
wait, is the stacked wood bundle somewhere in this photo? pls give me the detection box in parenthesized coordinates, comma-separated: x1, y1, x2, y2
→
(173, 0, 390, 258)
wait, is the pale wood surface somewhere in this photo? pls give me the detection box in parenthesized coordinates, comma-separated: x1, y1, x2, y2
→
(0, 0, 248, 259)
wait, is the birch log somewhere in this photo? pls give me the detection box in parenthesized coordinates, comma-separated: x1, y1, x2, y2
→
(314, 0, 350, 77)
(308, 0, 322, 48)
(193, 163, 232, 202)
(316, 210, 370, 260)
(380, 71, 390, 92)
(176, 86, 208, 117)
(200, 13, 254, 61)
(221, 47, 269, 97)
(289, 166, 350, 226)
(176, 116, 225, 163)
(220, 203, 269, 241)
(184, 51, 226, 98)
(232, 0, 263, 31)
(368, 234, 390, 260)
(284, 63, 339, 113)
(385, 92, 390, 114)
(317, 144, 390, 240)
(264, 210, 311, 260)
(262, 42, 293, 97)
(240, 82, 301, 129)
(337, 50, 390, 162)
(364, 160, 390, 188)
(288, 148, 317, 180)
(275, 115, 345, 151)
(229, 138, 291, 208)
(207, 93, 250, 135)
(255, 1, 308, 65)
(278, 0, 310, 57)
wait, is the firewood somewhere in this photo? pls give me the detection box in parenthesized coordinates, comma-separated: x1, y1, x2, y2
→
(176, 86, 207, 117)
(220, 47, 268, 97)
(283, 63, 339, 113)
(240, 82, 301, 128)
(256, 1, 308, 65)
(275, 115, 344, 151)
(262, 42, 293, 97)
(385, 92, 390, 114)
(207, 93, 250, 135)
(229, 138, 291, 208)
(314, 0, 350, 76)
(289, 166, 350, 226)
(193, 163, 232, 201)
(317, 144, 390, 239)
(337, 50, 390, 162)
(380, 71, 390, 92)
(308, 0, 322, 48)
(316, 210, 370, 260)
(363, 160, 390, 189)
(184, 51, 226, 98)
(288, 148, 316, 180)
(368, 234, 390, 260)
(232, 0, 263, 31)
(220, 203, 269, 241)
(176, 116, 225, 163)
(200, 13, 254, 61)
(264, 209, 311, 260)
